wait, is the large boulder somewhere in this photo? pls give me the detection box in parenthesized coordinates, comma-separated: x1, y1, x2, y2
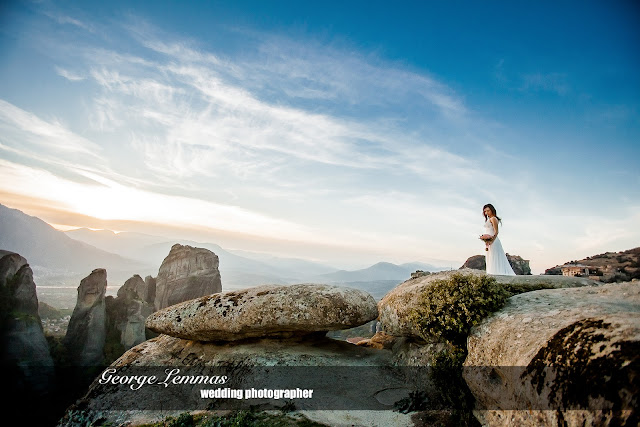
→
(146, 283, 378, 341)
(464, 281, 639, 426)
(63, 268, 108, 366)
(378, 269, 599, 338)
(154, 244, 222, 310)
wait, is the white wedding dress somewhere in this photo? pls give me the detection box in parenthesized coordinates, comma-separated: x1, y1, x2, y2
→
(484, 219, 516, 276)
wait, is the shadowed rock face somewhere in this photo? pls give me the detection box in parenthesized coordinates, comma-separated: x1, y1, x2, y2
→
(154, 244, 222, 310)
(63, 268, 108, 366)
(464, 282, 640, 426)
(0, 252, 54, 391)
(146, 283, 378, 341)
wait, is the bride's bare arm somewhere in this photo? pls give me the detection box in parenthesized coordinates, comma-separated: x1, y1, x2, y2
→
(490, 217, 499, 242)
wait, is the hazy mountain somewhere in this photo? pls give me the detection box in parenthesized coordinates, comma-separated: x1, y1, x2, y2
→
(228, 249, 337, 276)
(63, 230, 334, 287)
(65, 228, 167, 259)
(319, 261, 445, 282)
(0, 204, 154, 284)
(63, 228, 447, 289)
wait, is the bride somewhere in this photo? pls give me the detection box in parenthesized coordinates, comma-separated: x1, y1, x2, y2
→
(479, 204, 516, 276)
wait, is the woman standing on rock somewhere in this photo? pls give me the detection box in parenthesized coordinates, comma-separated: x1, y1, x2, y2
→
(479, 204, 516, 276)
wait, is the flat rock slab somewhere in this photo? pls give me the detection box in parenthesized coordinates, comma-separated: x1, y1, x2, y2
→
(145, 283, 378, 341)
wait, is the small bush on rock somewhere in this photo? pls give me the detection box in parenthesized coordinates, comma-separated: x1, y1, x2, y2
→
(409, 272, 509, 346)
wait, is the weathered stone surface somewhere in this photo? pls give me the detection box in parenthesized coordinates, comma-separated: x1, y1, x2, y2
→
(378, 268, 599, 338)
(59, 334, 422, 427)
(461, 254, 531, 275)
(146, 283, 378, 341)
(464, 282, 639, 426)
(63, 268, 107, 365)
(154, 244, 222, 310)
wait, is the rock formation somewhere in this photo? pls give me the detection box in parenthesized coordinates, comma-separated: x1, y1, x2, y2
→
(464, 281, 639, 426)
(105, 274, 155, 351)
(460, 253, 531, 275)
(154, 244, 222, 310)
(63, 268, 108, 366)
(0, 251, 55, 387)
(146, 283, 378, 341)
(377, 268, 599, 338)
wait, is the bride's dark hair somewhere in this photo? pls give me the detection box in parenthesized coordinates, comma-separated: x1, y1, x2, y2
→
(483, 204, 502, 222)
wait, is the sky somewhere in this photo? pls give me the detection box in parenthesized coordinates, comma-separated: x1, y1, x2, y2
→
(0, 0, 638, 273)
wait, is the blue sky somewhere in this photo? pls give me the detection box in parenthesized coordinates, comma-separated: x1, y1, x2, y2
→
(0, 0, 638, 273)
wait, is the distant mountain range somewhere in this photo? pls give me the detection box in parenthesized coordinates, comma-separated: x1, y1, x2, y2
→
(0, 204, 151, 284)
(319, 261, 439, 282)
(64, 228, 447, 290)
(0, 203, 451, 303)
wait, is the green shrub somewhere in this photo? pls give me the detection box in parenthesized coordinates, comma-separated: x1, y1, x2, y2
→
(409, 272, 509, 346)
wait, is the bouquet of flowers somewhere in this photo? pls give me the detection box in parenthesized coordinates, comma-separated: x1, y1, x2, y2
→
(479, 234, 493, 251)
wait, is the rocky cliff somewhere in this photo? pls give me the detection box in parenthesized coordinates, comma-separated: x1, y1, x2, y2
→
(105, 274, 155, 352)
(545, 246, 640, 282)
(0, 251, 56, 425)
(154, 244, 222, 310)
(63, 269, 108, 366)
(0, 251, 55, 372)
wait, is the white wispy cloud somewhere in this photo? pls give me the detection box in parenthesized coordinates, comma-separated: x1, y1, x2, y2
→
(71, 23, 485, 194)
(0, 99, 101, 157)
(43, 10, 96, 33)
(55, 66, 85, 81)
